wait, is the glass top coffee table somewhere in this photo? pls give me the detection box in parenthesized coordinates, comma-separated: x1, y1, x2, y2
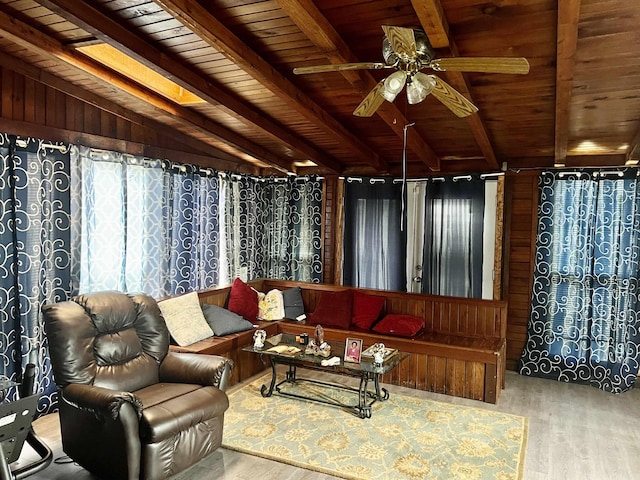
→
(243, 333, 408, 419)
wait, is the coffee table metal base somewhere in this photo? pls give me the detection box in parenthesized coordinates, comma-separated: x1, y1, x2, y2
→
(259, 356, 389, 419)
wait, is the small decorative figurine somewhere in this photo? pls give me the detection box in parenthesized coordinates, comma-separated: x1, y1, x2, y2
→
(304, 341, 332, 358)
(253, 329, 267, 349)
(371, 342, 386, 366)
(314, 324, 324, 345)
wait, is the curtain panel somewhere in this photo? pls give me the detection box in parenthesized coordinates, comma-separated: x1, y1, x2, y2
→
(162, 165, 222, 294)
(223, 175, 323, 283)
(342, 178, 407, 291)
(518, 171, 640, 393)
(0, 135, 72, 413)
(421, 177, 485, 298)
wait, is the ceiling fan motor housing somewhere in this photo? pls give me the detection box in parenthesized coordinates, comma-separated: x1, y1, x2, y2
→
(382, 29, 435, 67)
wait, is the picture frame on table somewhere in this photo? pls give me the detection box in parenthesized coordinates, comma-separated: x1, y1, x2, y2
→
(344, 337, 363, 363)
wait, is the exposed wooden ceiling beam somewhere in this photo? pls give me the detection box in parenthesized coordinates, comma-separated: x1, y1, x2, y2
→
(276, 0, 439, 171)
(38, 0, 342, 174)
(0, 8, 294, 173)
(554, 0, 581, 165)
(411, 0, 450, 49)
(412, 0, 499, 170)
(153, 0, 386, 172)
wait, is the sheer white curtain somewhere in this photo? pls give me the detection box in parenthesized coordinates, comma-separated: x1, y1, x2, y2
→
(406, 181, 426, 292)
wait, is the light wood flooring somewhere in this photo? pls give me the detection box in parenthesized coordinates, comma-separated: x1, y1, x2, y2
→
(12, 370, 640, 480)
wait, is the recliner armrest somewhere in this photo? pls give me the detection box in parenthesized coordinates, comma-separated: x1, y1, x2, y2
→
(159, 352, 234, 391)
(62, 383, 143, 420)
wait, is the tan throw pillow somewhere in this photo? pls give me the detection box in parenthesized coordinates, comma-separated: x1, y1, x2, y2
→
(158, 291, 213, 346)
(258, 289, 285, 321)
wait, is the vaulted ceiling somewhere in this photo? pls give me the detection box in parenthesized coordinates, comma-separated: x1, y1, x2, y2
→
(0, 0, 638, 176)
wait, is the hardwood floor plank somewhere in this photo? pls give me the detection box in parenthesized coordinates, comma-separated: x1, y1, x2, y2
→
(16, 370, 640, 480)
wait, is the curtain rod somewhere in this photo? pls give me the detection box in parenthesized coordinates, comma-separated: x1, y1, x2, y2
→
(343, 174, 501, 184)
(15, 139, 68, 152)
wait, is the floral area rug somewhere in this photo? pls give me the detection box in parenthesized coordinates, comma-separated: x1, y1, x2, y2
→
(222, 374, 528, 480)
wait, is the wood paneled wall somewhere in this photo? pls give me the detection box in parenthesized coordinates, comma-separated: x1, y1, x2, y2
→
(0, 67, 256, 174)
(503, 171, 540, 370)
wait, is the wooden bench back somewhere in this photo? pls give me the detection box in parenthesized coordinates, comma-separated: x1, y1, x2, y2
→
(262, 279, 507, 341)
(191, 279, 507, 341)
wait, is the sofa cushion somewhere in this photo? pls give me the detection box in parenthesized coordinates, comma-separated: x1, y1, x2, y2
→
(308, 290, 353, 329)
(158, 292, 214, 346)
(372, 313, 424, 337)
(201, 304, 254, 335)
(282, 287, 305, 319)
(227, 277, 259, 322)
(258, 289, 285, 321)
(351, 291, 385, 330)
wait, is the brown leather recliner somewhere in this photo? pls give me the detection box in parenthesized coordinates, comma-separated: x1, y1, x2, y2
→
(42, 291, 234, 480)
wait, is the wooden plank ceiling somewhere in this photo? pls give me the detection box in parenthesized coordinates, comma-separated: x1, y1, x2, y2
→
(0, 0, 638, 176)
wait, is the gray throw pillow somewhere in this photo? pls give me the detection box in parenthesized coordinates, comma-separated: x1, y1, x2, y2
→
(201, 304, 254, 336)
(282, 287, 305, 319)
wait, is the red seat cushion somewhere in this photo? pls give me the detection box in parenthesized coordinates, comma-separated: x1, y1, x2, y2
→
(351, 291, 385, 330)
(372, 314, 424, 337)
(308, 290, 353, 329)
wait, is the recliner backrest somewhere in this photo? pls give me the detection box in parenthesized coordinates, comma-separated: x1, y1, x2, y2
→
(43, 291, 170, 392)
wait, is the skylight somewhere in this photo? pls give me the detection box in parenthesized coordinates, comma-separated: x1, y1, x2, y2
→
(77, 44, 205, 106)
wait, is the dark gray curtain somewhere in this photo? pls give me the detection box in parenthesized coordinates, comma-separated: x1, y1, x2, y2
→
(343, 178, 406, 291)
(422, 178, 484, 298)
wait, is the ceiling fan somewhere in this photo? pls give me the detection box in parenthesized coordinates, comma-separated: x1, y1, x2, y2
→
(293, 25, 530, 118)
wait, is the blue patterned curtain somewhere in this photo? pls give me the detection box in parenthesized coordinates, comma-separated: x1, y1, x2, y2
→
(222, 175, 323, 283)
(518, 170, 640, 393)
(222, 174, 264, 281)
(74, 148, 223, 297)
(73, 147, 166, 295)
(163, 165, 221, 294)
(259, 177, 323, 282)
(0, 134, 73, 413)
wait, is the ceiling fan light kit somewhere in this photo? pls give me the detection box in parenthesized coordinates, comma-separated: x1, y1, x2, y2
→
(294, 25, 530, 118)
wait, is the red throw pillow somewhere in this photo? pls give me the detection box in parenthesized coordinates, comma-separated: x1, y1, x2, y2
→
(227, 278, 259, 322)
(372, 314, 424, 337)
(308, 290, 353, 329)
(351, 291, 385, 330)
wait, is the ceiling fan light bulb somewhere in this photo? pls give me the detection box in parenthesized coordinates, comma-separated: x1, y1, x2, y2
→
(407, 73, 435, 104)
(407, 82, 427, 104)
(383, 71, 406, 102)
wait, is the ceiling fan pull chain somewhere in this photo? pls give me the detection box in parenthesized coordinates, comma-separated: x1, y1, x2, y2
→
(401, 122, 415, 232)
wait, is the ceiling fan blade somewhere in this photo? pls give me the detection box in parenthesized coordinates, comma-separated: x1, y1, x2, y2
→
(430, 76, 479, 117)
(430, 57, 530, 74)
(382, 25, 417, 58)
(293, 62, 389, 75)
(353, 80, 386, 117)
